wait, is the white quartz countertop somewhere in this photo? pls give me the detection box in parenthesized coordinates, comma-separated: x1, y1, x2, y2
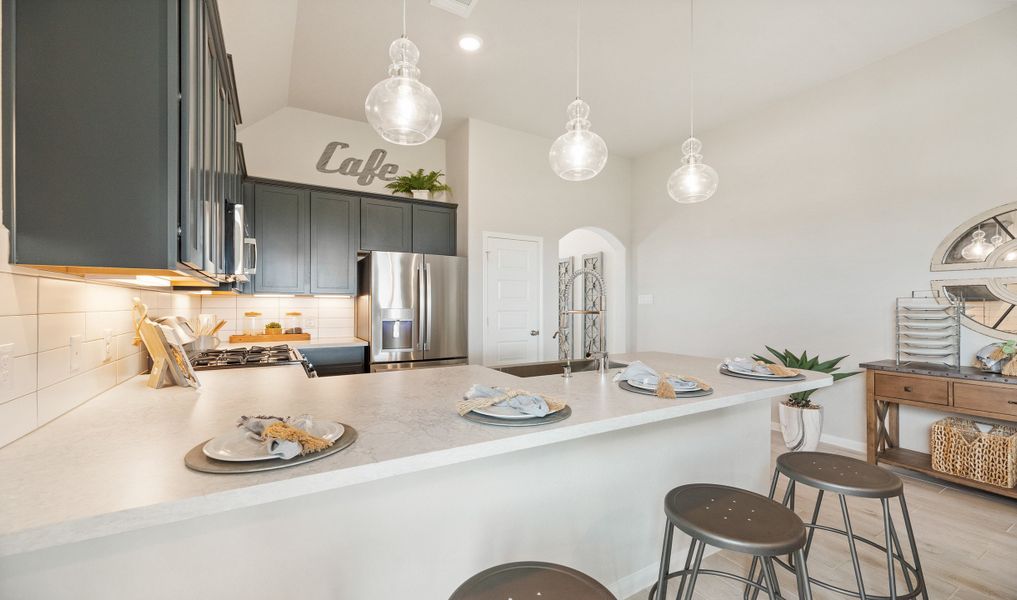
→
(221, 336, 367, 350)
(0, 352, 830, 556)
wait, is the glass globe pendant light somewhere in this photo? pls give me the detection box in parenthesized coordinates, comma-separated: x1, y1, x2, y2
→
(549, 0, 608, 181)
(364, 0, 442, 146)
(667, 0, 718, 203)
(961, 227, 994, 261)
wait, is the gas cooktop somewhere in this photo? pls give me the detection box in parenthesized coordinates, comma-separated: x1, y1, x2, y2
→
(191, 345, 302, 370)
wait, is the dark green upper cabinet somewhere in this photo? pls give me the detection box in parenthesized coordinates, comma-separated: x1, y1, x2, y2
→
(254, 185, 309, 294)
(360, 198, 413, 253)
(310, 192, 359, 295)
(412, 204, 456, 256)
(2, 0, 241, 284)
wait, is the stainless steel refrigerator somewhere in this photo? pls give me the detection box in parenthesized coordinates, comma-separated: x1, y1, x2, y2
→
(356, 251, 467, 371)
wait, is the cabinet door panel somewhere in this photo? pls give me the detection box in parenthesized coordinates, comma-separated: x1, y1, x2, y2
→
(254, 184, 309, 294)
(412, 204, 456, 255)
(310, 192, 359, 295)
(178, 0, 204, 268)
(360, 198, 412, 252)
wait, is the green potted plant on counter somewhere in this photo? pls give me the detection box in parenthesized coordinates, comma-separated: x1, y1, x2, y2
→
(264, 322, 282, 336)
(385, 168, 451, 200)
(753, 347, 860, 452)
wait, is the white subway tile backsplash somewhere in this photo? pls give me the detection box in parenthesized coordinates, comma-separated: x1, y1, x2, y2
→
(0, 270, 196, 448)
(37, 313, 87, 352)
(0, 354, 37, 404)
(38, 362, 117, 425)
(201, 295, 357, 341)
(236, 297, 281, 310)
(0, 393, 37, 448)
(0, 315, 38, 356)
(0, 273, 38, 316)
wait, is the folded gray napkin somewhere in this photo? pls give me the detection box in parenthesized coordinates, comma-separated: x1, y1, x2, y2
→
(723, 357, 771, 375)
(237, 414, 308, 460)
(612, 361, 699, 390)
(461, 384, 551, 417)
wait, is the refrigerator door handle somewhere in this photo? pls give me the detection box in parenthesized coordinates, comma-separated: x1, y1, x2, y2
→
(425, 263, 433, 351)
(418, 265, 426, 350)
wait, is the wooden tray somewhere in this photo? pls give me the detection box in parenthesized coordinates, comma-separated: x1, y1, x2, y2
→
(228, 333, 312, 343)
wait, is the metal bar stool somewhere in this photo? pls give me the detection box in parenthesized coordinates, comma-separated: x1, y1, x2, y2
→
(650, 483, 814, 600)
(746, 452, 927, 600)
(449, 561, 617, 600)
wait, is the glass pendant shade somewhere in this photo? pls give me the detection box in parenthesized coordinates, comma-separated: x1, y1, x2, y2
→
(667, 137, 718, 203)
(961, 229, 994, 261)
(549, 98, 608, 181)
(365, 37, 442, 146)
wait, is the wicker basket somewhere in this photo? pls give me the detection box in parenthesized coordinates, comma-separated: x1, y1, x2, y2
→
(930, 418, 1017, 488)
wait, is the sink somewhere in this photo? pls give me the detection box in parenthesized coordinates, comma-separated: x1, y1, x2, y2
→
(494, 359, 627, 378)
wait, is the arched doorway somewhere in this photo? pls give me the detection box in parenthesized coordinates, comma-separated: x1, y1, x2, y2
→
(557, 227, 627, 359)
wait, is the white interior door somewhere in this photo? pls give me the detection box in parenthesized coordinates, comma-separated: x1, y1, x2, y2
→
(484, 235, 542, 365)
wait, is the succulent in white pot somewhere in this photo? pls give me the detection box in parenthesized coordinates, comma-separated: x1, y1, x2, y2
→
(753, 347, 861, 452)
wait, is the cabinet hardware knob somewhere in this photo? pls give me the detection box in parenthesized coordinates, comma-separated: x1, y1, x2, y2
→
(903, 386, 913, 392)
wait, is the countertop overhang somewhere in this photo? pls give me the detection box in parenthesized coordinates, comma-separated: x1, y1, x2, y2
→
(0, 352, 830, 557)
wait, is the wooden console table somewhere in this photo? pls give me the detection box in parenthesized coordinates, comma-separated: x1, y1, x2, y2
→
(861, 360, 1017, 499)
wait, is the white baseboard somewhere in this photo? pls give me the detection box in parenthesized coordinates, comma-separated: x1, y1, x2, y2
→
(612, 544, 720, 600)
(769, 422, 866, 454)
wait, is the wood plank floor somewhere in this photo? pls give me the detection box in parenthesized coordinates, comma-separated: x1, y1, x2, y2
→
(626, 432, 1017, 600)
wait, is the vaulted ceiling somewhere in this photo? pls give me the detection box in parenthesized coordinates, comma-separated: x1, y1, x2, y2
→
(219, 0, 1015, 157)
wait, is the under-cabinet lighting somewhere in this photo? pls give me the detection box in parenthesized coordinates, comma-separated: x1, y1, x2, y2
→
(254, 294, 296, 298)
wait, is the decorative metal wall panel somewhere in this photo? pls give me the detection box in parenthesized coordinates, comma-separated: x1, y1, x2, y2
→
(557, 257, 574, 359)
(582, 252, 604, 357)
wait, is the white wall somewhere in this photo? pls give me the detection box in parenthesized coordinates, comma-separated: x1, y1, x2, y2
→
(238, 107, 447, 197)
(465, 119, 631, 364)
(630, 8, 1017, 451)
(558, 228, 627, 355)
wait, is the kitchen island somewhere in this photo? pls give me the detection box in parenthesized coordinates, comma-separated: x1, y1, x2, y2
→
(0, 352, 830, 599)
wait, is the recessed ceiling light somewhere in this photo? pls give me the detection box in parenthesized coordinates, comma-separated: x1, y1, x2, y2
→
(458, 34, 483, 52)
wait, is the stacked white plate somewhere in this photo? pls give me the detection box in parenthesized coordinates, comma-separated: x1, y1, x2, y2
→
(720, 362, 800, 380)
(471, 405, 564, 421)
(202, 421, 345, 462)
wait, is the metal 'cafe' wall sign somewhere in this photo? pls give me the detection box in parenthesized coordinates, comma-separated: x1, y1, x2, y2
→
(315, 141, 400, 187)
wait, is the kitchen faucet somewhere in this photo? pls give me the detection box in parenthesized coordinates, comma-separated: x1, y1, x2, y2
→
(558, 268, 607, 377)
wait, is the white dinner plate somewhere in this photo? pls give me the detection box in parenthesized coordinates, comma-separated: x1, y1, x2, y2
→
(203, 420, 345, 462)
(472, 404, 561, 420)
(628, 376, 700, 392)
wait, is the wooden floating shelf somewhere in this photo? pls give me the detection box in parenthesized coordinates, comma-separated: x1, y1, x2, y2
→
(877, 447, 1017, 500)
(228, 333, 312, 343)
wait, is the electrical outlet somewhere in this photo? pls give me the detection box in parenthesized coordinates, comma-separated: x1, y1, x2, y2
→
(70, 334, 82, 372)
(304, 318, 318, 329)
(103, 328, 114, 362)
(0, 343, 13, 392)
(638, 294, 654, 305)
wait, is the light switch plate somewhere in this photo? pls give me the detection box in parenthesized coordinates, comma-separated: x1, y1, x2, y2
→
(638, 294, 654, 305)
(70, 334, 82, 372)
(304, 318, 317, 329)
(0, 343, 13, 392)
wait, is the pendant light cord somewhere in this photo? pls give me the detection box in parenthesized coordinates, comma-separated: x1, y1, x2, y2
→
(689, 0, 695, 139)
(402, 0, 407, 38)
(576, 0, 582, 99)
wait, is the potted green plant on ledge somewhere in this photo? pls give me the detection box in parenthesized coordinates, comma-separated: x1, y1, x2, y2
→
(385, 169, 451, 200)
(753, 347, 860, 452)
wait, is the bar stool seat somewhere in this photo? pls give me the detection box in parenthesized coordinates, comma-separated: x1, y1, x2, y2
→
(665, 484, 807, 557)
(449, 561, 616, 600)
(777, 452, 903, 498)
(652, 483, 813, 600)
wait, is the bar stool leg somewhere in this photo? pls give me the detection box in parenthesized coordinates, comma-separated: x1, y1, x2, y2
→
(793, 548, 814, 600)
(838, 494, 868, 600)
(899, 494, 929, 600)
(889, 517, 914, 594)
(680, 541, 706, 600)
(674, 538, 700, 600)
(881, 499, 898, 600)
(804, 489, 824, 558)
(653, 522, 674, 600)
(760, 557, 780, 600)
